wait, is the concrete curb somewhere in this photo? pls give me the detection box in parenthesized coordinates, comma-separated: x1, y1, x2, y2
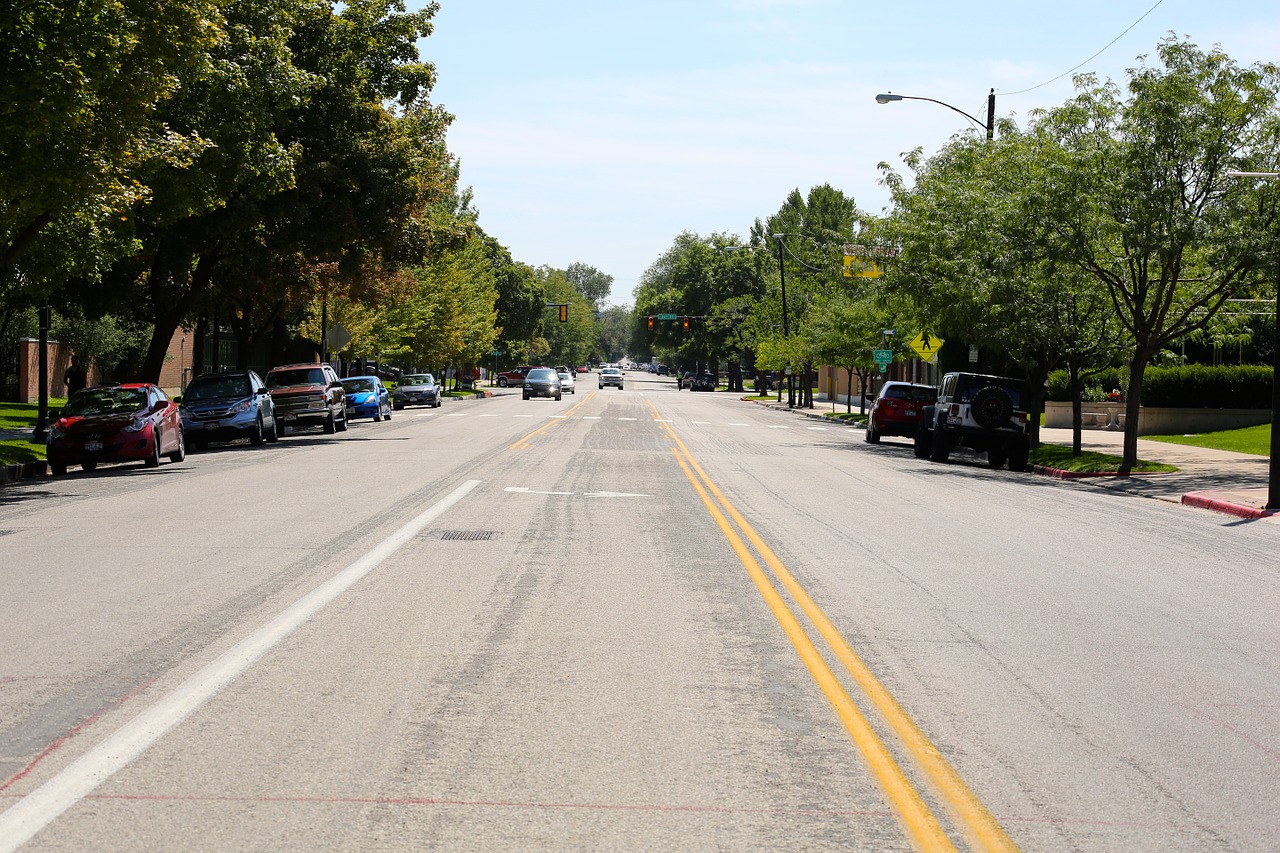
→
(1181, 491, 1275, 520)
(0, 460, 48, 484)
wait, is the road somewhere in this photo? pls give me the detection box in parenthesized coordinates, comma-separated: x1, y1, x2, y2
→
(0, 372, 1276, 851)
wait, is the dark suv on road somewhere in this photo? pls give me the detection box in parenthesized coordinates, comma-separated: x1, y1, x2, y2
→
(914, 372, 1030, 470)
(266, 362, 348, 434)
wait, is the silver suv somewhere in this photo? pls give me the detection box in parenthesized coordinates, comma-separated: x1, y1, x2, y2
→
(914, 372, 1030, 470)
(266, 362, 348, 434)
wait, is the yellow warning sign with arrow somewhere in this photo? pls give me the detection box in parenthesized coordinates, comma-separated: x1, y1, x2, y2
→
(910, 330, 943, 362)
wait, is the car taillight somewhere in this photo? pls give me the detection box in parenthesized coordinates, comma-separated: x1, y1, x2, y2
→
(949, 404, 961, 416)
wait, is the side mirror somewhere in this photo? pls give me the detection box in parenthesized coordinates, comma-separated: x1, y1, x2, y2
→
(173, 395, 183, 404)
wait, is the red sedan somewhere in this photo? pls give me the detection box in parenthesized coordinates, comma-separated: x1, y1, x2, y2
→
(47, 383, 186, 475)
(865, 382, 937, 444)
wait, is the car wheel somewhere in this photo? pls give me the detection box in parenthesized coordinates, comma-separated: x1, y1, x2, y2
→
(336, 409, 348, 432)
(384, 406, 392, 421)
(265, 419, 279, 443)
(497, 377, 509, 387)
(434, 399, 442, 408)
(50, 462, 67, 476)
(987, 446, 1007, 468)
(192, 438, 209, 452)
(864, 421, 880, 444)
(250, 414, 265, 446)
(169, 429, 185, 463)
(929, 430, 953, 463)
(324, 411, 337, 434)
(393, 401, 405, 411)
(1008, 439, 1030, 472)
(145, 435, 161, 467)
(81, 461, 97, 472)
(523, 392, 530, 400)
(555, 393, 562, 401)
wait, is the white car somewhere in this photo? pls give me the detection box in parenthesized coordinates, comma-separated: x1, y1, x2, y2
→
(599, 367, 624, 389)
(557, 371, 576, 394)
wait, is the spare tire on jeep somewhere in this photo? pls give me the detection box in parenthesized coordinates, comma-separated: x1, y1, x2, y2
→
(971, 385, 1014, 429)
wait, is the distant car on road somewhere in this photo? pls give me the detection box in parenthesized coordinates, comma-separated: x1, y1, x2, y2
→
(689, 372, 717, 392)
(495, 365, 538, 387)
(392, 373, 442, 409)
(178, 370, 278, 450)
(599, 367, 624, 389)
(557, 371, 576, 394)
(865, 382, 936, 444)
(523, 367, 562, 400)
(342, 375, 392, 421)
(47, 383, 186, 474)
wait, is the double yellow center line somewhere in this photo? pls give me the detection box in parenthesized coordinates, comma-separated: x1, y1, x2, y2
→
(649, 400, 1018, 853)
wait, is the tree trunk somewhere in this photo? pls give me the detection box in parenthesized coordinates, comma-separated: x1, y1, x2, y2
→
(1120, 354, 1152, 475)
(1069, 365, 1083, 456)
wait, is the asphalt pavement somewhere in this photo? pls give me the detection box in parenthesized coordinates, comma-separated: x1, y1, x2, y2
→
(4, 395, 1276, 520)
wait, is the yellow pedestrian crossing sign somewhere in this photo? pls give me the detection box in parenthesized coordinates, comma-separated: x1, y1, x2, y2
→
(910, 330, 943, 361)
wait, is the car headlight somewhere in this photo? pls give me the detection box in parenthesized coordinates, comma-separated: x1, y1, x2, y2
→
(123, 417, 148, 433)
(227, 398, 252, 415)
(48, 423, 65, 440)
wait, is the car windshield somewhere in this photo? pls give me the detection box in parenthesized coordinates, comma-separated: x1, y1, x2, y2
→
(603, 369, 621, 375)
(404, 375, 434, 386)
(343, 378, 376, 393)
(64, 387, 146, 416)
(558, 373, 572, 380)
(527, 369, 557, 380)
(883, 385, 936, 403)
(184, 376, 250, 401)
(269, 368, 325, 387)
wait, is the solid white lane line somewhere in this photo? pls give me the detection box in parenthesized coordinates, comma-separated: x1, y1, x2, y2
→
(0, 479, 482, 853)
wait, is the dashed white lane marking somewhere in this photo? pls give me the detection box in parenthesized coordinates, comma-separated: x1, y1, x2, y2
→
(769, 425, 790, 429)
(807, 426, 828, 431)
(0, 480, 483, 853)
(446, 413, 468, 417)
(583, 416, 602, 420)
(691, 421, 711, 425)
(618, 417, 638, 421)
(729, 423, 751, 427)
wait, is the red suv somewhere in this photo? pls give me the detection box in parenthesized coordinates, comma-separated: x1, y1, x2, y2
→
(266, 362, 348, 434)
(865, 382, 937, 444)
(494, 365, 539, 387)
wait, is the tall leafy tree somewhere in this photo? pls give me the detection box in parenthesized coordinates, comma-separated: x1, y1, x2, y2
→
(1, 0, 222, 290)
(1029, 38, 1280, 470)
(564, 262, 614, 307)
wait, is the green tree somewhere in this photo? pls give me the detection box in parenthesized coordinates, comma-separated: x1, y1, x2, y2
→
(1029, 38, 1280, 470)
(565, 262, 614, 308)
(1, 0, 222, 290)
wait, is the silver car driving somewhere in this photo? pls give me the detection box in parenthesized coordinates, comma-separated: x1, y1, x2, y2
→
(392, 373, 442, 409)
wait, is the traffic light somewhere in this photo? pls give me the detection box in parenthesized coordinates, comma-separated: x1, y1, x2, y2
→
(681, 316, 691, 332)
(558, 304, 568, 323)
(646, 316, 654, 331)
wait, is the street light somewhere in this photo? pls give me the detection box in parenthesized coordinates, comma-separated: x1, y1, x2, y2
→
(874, 88, 996, 140)
(1227, 169, 1280, 510)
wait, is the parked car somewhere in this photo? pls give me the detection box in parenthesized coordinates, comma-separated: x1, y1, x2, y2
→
(266, 362, 347, 434)
(557, 371, 576, 394)
(342, 375, 392, 421)
(599, 367, 624, 389)
(865, 382, 937, 444)
(47, 383, 186, 475)
(178, 370, 278, 450)
(914, 372, 1030, 470)
(523, 367, 562, 400)
(392, 373, 442, 409)
(495, 365, 538, 387)
(655, 364, 669, 375)
(689, 372, 717, 392)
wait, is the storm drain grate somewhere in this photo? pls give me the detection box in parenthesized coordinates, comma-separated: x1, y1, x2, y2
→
(436, 529, 499, 542)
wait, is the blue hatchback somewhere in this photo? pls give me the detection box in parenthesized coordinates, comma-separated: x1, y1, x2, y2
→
(341, 375, 392, 421)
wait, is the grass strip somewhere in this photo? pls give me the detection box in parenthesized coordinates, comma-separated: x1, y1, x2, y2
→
(1143, 423, 1270, 456)
(1030, 443, 1177, 474)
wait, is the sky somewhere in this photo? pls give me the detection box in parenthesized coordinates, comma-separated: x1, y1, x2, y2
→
(415, 1, 1280, 307)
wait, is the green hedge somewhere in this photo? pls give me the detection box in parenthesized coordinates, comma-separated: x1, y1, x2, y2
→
(1047, 364, 1273, 408)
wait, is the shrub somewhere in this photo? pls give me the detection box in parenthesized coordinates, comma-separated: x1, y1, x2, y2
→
(1047, 364, 1272, 408)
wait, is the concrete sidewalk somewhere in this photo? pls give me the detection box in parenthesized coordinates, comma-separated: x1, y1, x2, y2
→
(1036, 426, 1275, 520)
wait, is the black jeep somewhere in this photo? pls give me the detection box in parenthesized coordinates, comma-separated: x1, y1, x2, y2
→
(914, 372, 1030, 471)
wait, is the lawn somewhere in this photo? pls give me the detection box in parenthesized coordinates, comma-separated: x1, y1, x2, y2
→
(1144, 422, 1270, 456)
(1028, 443, 1177, 474)
(0, 400, 65, 466)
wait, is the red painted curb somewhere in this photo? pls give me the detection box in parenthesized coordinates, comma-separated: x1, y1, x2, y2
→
(1181, 493, 1275, 520)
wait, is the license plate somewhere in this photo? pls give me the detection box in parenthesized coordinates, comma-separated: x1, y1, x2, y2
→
(84, 440, 102, 452)
(282, 414, 296, 421)
(904, 410, 917, 417)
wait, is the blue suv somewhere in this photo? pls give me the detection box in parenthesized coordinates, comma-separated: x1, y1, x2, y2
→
(179, 370, 279, 450)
